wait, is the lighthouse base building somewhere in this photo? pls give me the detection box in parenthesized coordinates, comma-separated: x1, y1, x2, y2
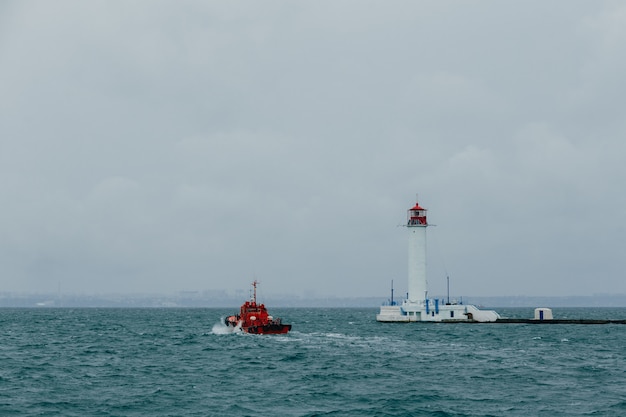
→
(376, 302, 500, 323)
(376, 199, 500, 323)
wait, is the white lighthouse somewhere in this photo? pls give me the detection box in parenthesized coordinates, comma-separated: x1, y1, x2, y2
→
(407, 201, 428, 304)
(376, 197, 500, 323)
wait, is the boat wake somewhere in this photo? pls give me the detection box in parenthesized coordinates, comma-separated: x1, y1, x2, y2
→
(211, 318, 242, 335)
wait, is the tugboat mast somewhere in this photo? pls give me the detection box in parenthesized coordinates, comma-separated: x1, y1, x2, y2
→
(252, 280, 258, 304)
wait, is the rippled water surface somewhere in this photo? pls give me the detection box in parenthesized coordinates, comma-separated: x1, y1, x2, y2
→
(1, 308, 625, 416)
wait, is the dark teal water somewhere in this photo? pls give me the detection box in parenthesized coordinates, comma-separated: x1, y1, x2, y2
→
(1, 308, 625, 416)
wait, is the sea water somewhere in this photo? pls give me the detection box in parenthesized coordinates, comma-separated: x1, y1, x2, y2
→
(1, 307, 625, 416)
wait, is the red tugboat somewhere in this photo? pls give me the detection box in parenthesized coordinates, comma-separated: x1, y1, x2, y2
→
(225, 281, 291, 334)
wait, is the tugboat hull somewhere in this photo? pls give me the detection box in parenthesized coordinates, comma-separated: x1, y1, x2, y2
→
(246, 324, 292, 335)
(224, 316, 292, 335)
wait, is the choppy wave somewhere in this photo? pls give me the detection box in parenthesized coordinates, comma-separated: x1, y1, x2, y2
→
(1, 307, 625, 416)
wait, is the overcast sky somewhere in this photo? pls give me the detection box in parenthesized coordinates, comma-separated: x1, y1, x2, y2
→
(1, 1, 625, 300)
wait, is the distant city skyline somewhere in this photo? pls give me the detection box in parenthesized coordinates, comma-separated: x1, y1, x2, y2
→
(2, 289, 625, 309)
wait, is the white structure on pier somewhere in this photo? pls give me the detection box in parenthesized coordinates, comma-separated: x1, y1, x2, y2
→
(376, 198, 500, 323)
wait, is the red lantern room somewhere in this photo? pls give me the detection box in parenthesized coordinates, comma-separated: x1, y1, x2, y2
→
(407, 201, 428, 226)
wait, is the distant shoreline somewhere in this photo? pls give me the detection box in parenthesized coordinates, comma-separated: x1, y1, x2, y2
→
(1, 293, 625, 308)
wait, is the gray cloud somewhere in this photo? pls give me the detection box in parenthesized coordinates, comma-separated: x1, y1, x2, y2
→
(1, 1, 625, 299)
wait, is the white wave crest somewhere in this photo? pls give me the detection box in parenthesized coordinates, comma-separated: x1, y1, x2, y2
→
(211, 318, 241, 335)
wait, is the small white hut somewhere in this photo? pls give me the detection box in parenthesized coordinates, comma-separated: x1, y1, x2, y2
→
(534, 308, 553, 320)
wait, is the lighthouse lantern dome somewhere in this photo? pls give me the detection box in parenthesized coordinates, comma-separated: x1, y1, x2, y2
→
(407, 202, 428, 226)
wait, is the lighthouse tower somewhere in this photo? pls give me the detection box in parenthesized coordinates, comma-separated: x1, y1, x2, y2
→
(376, 196, 501, 322)
(407, 201, 428, 304)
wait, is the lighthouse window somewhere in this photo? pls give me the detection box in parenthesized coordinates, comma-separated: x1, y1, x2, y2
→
(450, 311, 454, 318)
